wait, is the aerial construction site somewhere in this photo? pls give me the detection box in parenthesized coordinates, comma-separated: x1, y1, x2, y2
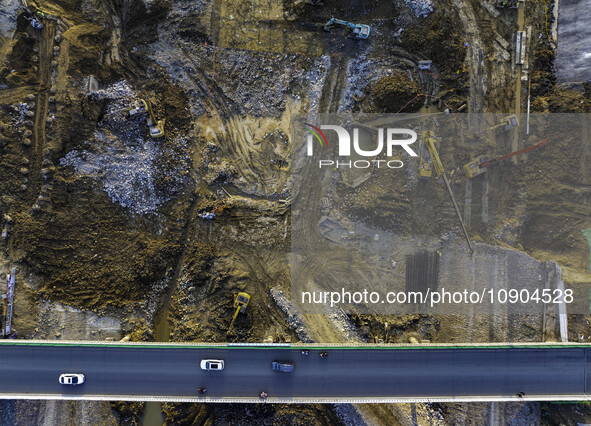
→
(1, 0, 591, 423)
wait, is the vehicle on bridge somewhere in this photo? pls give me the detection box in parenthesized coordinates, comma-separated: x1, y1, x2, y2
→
(200, 359, 224, 371)
(272, 361, 295, 373)
(59, 373, 85, 385)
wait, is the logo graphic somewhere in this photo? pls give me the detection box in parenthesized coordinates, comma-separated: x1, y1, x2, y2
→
(304, 123, 418, 169)
(304, 123, 328, 147)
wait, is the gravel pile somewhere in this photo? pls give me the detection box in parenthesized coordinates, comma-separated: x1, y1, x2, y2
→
(60, 81, 188, 215)
(0, 0, 19, 38)
(270, 288, 314, 343)
(405, 0, 433, 18)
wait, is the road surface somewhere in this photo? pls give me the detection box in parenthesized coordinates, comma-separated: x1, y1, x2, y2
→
(0, 342, 589, 402)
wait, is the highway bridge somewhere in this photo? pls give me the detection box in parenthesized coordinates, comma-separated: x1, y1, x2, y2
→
(0, 341, 589, 403)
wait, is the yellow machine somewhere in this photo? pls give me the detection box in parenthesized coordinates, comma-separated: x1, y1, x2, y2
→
(463, 155, 489, 178)
(463, 137, 550, 179)
(144, 96, 165, 138)
(423, 132, 474, 253)
(227, 292, 250, 335)
(418, 131, 435, 178)
(128, 99, 147, 117)
(487, 115, 518, 133)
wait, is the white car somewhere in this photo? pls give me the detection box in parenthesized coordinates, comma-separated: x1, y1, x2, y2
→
(59, 373, 85, 385)
(200, 359, 224, 371)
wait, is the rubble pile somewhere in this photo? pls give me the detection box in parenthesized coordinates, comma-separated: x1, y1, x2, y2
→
(270, 288, 314, 343)
(60, 81, 189, 215)
(0, 0, 19, 38)
(405, 0, 434, 18)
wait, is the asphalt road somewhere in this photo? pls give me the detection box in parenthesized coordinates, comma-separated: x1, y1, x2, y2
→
(0, 343, 588, 400)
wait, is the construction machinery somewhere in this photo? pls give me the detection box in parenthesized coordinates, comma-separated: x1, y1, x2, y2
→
(324, 18, 370, 39)
(418, 130, 435, 178)
(128, 99, 147, 117)
(144, 96, 165, 138)
(283, 0, 323, 20)
(422, 131, 474, 253)
(227, 292, 250, 335)
(487, 115, 519, 133)
(103, 99, 147, 119)
(463, 137, 550, 178)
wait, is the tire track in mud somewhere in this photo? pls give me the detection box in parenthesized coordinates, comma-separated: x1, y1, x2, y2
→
(295, 54, 348, 239)
(177, 48, 273, 188)
(28, 19, 55, 206)
(0, 86, 40, 103)
(452, 0, 485, 112)
(230, 246, 293, 336)
(291, 55, 352, 317)
(153, 195, 199, 341)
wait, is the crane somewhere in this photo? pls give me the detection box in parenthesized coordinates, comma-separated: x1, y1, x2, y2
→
(463, 137, 550, 178)
(422, 131, 474, 253)
(324, 18, 370, 39)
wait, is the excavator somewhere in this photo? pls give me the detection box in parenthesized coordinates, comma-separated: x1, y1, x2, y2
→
(487, 115, 519, 133)
(227, 292, 250, 336)
(128, 99, 147, 117)
(418, 131, 435, 178)
(324, 17, 370, 39)
(463, 137, 550, 178)
(421, 131, 473, 253)
(103, 96, 164, 138)
(144, 96, 165, 138)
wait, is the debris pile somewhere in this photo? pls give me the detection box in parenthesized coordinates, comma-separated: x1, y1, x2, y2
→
(372, 74, 423, 112)
(270, 288, 313, 343)
(405, 0, 434, 18)
(0, 0, 19, 38)
(59, 81, 189, 215)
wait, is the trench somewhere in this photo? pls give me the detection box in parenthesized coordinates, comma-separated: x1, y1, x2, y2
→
(142, 195, 198, 425)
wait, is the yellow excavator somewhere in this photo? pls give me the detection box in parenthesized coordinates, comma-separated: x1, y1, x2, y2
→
(227, 292, 250, 335)
(418, 130, 435, 178)
(144, 96, 165, 138)
(487, 115, 518, 133)
(421, 131, 473, 253)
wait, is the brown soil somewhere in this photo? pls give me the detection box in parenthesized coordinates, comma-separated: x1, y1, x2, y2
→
(372, 74, 423, 113)
(0, 0, 587, 423)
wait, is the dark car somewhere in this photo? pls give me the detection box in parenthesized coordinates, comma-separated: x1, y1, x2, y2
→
(272, 361, 295, 373)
